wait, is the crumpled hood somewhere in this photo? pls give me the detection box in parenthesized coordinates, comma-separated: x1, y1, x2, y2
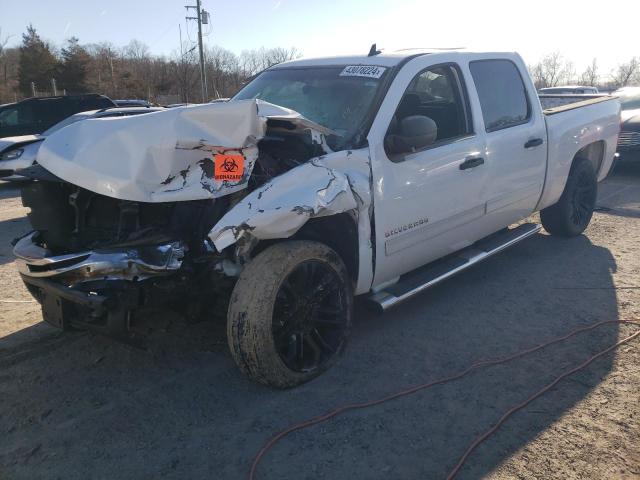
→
(36, 99, 333, 202)
(0, 134, 42, 154)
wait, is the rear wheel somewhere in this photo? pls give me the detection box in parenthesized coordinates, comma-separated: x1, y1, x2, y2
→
(540, 158, 597, 237)
(227, 241, 353, 388)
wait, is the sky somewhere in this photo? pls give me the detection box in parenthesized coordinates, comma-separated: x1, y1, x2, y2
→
(1, 0, 638, 77)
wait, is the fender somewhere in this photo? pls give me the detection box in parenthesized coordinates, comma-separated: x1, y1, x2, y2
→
(209, 149, 375, 294)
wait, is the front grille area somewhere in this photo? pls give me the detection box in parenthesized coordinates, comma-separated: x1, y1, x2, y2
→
(617, 131, 640, 151)
(21, 181, 226, 255)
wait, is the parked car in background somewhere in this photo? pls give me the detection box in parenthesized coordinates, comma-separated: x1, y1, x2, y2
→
(0, 106, 165, 181)
(114, 99, 154, 107)
(0, 94, 115, 139)
(613, 87, 640, 159)
(539, 85, 599, 94)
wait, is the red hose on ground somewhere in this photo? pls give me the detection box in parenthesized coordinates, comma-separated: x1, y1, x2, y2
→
(248, 320, 640, 480)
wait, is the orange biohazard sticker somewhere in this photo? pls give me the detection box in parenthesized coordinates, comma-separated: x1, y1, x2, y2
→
(214, 154, 244, 181)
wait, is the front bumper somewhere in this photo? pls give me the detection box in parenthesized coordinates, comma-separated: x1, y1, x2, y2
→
(14, 232, 185, 285)
(20, 274, 140, 335)
(14, 233, 186, 336)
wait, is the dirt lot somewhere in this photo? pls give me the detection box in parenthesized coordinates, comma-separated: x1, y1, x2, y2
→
(0, 163, 639, 480)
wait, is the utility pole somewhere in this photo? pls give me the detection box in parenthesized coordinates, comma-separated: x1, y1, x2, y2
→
(186, 0, 208, 102)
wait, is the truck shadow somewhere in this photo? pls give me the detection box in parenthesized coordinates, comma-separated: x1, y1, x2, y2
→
(596, 162, 640, 219)
(0, 231, 621, 480)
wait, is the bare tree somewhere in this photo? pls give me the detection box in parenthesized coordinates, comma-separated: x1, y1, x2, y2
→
(529, 52, 574, 89)
(0, 28, 12, 101)
(171, 42, 198, 103)
(86, 42, 119, 98)
(579, 58, 599, 86)
(0, 25, 304, 103)
(205, 45, 240, 98)
(0, 28, 12, 56)
(611, 57, 639, 88)
(239, 46, 301, 77)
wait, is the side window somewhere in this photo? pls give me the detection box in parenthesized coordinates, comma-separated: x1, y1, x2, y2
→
(0, 106, 19, 126)
(385, 64, 471, 158)
(469, 60, 530, 132)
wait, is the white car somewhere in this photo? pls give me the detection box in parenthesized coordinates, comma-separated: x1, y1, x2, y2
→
(14, 49, 620, 388)
(0, 107, 165, 181)
(613, 87, 640, 158)
(539, 85, 599, 94)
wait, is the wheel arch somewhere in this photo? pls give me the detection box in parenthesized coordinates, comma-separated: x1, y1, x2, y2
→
(537, 140, 606, 211)
(290, 212, 360, 283)
(574, 140, 605, 177)
(249, 212, 360, 285)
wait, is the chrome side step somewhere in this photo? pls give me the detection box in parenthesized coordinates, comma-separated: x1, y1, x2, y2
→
(368, 223, 541, 311)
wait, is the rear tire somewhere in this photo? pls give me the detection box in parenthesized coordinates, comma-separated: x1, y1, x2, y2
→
(540, 158, 597, 237)
(227, 241, 353, 388)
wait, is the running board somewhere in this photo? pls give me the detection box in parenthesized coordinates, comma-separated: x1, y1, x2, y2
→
(368, 223, 541, 311)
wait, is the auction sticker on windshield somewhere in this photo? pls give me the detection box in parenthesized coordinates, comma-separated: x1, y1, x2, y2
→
(339, 65, 386, 79)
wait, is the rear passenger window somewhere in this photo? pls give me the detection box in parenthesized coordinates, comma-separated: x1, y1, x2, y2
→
(469, 60, 530, 132)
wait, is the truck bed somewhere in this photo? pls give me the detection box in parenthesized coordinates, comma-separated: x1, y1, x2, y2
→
(539, 94, 613, 114)
(536, 94, 620, 213)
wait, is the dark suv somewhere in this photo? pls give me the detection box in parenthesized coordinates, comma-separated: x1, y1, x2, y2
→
(0, 94, 116, 139)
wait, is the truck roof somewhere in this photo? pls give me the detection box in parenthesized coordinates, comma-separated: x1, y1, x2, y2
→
(270, 48, 517, 69)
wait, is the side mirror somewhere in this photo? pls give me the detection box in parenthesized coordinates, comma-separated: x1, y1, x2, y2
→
(385, 115, 438, 155)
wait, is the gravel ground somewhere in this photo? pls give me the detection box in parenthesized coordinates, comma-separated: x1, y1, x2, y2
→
(0, 163, 638, 480)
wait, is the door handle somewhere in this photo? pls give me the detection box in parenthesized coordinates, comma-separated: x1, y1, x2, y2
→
(459, 157, 484, 170)
(524, 138, 544, 149)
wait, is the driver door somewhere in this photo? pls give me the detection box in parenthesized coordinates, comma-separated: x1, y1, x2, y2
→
(368, 58, 490, 286)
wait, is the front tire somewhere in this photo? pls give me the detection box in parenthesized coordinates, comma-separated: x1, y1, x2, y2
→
(540, 158, 597, 237)
(227, 241, 353, 388)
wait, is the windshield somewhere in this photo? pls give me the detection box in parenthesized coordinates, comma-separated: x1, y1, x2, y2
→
(233, 66, 388, 149)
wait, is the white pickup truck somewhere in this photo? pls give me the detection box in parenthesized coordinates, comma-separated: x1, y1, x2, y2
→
(13, 49, 620, 388)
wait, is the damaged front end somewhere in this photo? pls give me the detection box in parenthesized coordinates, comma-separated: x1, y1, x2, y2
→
(15, 99, 372, 339)
(13, 175, 226, 338)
